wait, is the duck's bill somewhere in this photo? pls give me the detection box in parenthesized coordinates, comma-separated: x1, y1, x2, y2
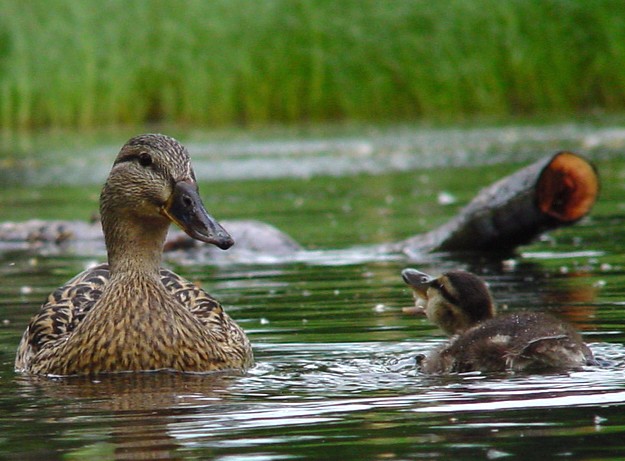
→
(401, 268, 435, 298)
(161, 181, 234, 250)
(402, 304, 427, 316)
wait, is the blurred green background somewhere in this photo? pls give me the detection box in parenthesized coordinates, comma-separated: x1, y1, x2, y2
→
(1, 0, 624, 132)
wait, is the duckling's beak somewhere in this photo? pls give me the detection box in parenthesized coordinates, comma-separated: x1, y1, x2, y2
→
(401, 268, 435, 298)
(161, 181, 234, 250)
(402, 268, 436, 315)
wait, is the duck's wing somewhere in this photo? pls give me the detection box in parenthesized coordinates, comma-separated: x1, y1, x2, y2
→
(160, 268, 252, 366)
(511, 333, 593, 370)
(159, 268, 244, 338)
(15, 263, 110, 370)
(159, 269, 222, 319)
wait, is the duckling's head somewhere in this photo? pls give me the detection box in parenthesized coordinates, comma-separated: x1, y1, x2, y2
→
(402, 269, 494, 335)
(101, 134, 233, 250)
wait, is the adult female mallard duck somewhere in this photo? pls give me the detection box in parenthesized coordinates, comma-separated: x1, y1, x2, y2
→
(15, 134, 253, 376)
(401, 268, 594, 373)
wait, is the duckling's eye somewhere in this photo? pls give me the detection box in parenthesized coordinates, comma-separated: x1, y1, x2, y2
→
(138, 153, 153, 167)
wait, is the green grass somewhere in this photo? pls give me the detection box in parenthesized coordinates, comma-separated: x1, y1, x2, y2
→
(1, 0, 625, 130)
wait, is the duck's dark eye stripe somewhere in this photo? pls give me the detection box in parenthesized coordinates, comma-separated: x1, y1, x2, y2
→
(114, 154, 140, 165)
(114, 153, 153, 167)
(434, 281, 459, 305)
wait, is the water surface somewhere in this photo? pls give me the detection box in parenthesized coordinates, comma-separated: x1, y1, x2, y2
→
(1, 122, 625, 460)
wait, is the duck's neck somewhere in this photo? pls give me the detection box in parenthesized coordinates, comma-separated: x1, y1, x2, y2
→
(102, 211, 169, 277)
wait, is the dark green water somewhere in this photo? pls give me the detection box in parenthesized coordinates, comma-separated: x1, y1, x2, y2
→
(1, 123, 625, 460)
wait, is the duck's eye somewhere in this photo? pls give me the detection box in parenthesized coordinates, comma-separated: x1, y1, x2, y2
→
(138, 153, 153, 167)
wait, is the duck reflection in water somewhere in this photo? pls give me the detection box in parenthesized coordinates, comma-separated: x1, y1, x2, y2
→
(15, 372, 238, 460)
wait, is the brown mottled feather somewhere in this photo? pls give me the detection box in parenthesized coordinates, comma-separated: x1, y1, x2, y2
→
(15, 263, 252, 375)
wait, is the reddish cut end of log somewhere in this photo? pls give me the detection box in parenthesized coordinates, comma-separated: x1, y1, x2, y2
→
(536, 151, 599, 222)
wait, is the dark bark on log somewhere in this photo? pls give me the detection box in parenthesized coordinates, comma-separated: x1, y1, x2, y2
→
(395, 151, 599, 255)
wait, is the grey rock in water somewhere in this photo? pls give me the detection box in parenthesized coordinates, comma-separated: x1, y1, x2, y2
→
(0, 218, 302, 259)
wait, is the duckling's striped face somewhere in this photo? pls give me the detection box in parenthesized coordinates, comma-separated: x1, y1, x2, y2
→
(101, 134, 233, 249)
(402, 269, 494, 336)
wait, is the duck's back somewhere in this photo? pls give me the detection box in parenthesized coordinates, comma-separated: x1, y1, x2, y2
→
(422, 312, 593, 373)
(15, 263, 252, 374)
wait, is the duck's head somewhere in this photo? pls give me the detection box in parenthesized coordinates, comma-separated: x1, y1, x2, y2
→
(100, 134, 233, 250)
(401, 269, 494, 335)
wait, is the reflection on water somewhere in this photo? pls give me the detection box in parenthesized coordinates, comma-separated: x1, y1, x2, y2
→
(8, 337, 625, 460)
(13, 373, 235, 460)
(2, 127, 625, 459)
(3, 242, 625, 460)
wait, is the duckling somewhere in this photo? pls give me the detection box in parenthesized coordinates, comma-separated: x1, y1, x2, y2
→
(402, 268, 594, 373)
(15, 134, 253, 376)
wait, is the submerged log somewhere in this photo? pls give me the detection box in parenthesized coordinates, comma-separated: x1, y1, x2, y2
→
(396, 151, 599, 255)
(0, 219, 303, 256)
(0, 152, 599, 259)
